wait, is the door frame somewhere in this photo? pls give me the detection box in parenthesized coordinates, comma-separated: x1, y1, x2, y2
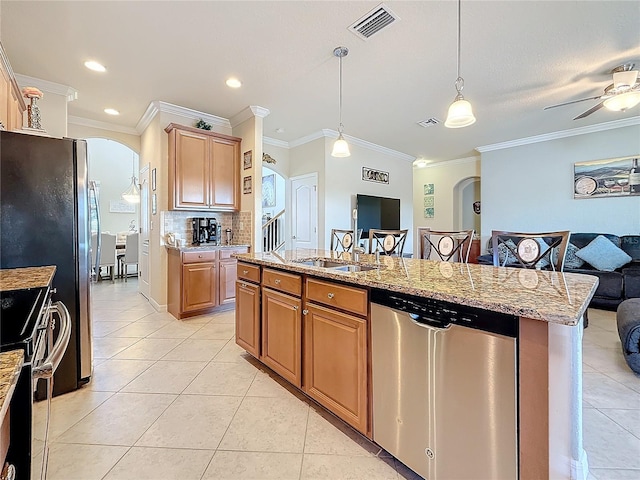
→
(288, 172, 318, 250)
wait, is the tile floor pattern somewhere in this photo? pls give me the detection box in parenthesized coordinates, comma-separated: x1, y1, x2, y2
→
(31, 280, 639, 480)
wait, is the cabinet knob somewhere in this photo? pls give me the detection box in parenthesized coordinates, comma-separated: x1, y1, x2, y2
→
(243, 270, 249, 274)
(198, 254, 203, 258)
(327, 293, 335, 299)
(240, 282, 247, 288)
(293, 305, 299, 311)
(274, 279, 281, 284)
(302, 309, 309, 315)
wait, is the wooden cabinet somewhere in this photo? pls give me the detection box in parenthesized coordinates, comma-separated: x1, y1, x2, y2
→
(261, 287, 302, 387)
(304, 279, 369, 434)
(168, 247, 248, 319)
(166, 123, 241, 212)
(236, 278, 260, 358)
(304, 303, 368, 433)
(0, 43, 25, 131)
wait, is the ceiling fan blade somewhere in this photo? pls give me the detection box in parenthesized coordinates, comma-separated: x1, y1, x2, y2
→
(543, 96, 603, 110)
(573, 101, 605, 120)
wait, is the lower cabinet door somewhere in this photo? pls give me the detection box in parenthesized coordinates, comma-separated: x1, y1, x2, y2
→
(235, 280, 260, 357)
(182, 262, 217, 312)
(304, 302, 368, 434)
(219, 258, 238, 305)
(261, 287, 302, 387)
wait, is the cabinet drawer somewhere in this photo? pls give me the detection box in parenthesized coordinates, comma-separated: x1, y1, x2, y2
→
(183, 250, 216, 263)
(306, 278, 368, 317)
(219, 247, 248, 259)
(238, 262, 260, 283)
(263, 268, 302, 297)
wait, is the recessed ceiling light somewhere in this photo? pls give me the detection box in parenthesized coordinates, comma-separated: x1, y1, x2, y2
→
(226, 78, 242, 88)
(104, 108, 120, 115)
(275, 128, 285, 133)
(84, 60, 106, 72)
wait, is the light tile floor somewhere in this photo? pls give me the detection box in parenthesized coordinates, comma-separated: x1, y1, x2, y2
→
(31, 280, 639, 480)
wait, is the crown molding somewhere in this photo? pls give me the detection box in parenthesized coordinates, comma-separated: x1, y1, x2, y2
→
(230, 105, 271, 128)
(421, 155, 479, 169)
(263, 136, 290, 148)
(476, 116, 640, 153)
(14, 73, 78, 102)
(68, 115, 139, 135)
(0, 43, 26, 110)
(136, 100, 231, 134)
(289, 130, 327, 148)
(322, 129, 416, 163)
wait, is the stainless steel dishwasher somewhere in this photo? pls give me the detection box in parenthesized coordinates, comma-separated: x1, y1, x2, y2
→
(371, 289, 518, 480)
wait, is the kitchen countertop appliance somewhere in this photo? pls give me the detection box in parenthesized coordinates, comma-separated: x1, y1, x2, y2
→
(0, 285, 71, 479)
(0, 131, 93, 398)
(370, 288, 518, 479)
(191, 217, 220, 245)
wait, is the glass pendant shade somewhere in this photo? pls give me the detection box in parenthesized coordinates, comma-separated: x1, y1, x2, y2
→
(444, 95, 476, 128)
(603, 91, 640, 112)
(331, 133, 351, 157)
(122, 175, 140, 203)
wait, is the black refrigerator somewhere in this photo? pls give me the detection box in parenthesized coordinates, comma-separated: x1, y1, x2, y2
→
(0, 130, 92, 396)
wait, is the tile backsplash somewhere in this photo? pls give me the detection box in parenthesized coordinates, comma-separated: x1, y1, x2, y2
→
(163, 211, 252, 248)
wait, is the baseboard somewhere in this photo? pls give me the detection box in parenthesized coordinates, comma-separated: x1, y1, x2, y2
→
(149, 297, 167, 312)
(572, 448, 589, 480)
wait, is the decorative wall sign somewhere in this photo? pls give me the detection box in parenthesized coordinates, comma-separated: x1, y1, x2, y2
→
(362, 167, 389, 184)
(109, 200, 135, 213)
(574, 155, 639, 198)
(243, 150, 252, 170)
(243, 176, 252, 194)
(424, 183, 434, 195)
(473, 201, 481, 214)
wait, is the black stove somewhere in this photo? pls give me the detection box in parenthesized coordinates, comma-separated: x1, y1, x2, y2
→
(0, 286, 48, 358)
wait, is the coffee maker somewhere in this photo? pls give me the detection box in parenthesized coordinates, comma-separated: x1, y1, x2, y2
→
(207, 218, 219, 244)
(191, 218, 209, 245)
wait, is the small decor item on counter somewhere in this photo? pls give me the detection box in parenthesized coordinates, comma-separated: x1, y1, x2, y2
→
(225, 228, 233, 245)
(166, 232, 176, 246)
(22, 86, 45, 130)
(195, 119, 212, 130)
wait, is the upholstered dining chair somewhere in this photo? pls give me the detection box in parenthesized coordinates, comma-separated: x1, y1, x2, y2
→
(491, 230, 571, 272)
(120, 233, 139, 281)
(99, 232, 117, 281)
(330, 229, 362, 253)
(368, 229, 408, 256)
(418, 228, 475, 263)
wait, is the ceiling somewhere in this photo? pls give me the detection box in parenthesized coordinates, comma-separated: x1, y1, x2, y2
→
(1, 1, 639, 162)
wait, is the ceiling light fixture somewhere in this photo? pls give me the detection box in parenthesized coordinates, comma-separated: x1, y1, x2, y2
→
(413, 159, 429, 168)
(226, 78, 242, 88)
(121, 154, 140, 204)
(331, 46, 350, 158)
(603, 69, 640, 112)
(84, 60, 106, 72)
(104, 108, 120, 115)
(444, 0, 476, 129)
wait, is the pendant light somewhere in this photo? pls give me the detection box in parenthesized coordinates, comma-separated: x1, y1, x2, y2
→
(444, 0, 476, 129)
(331, 46, 351, 158)
(121, 154, 140, 204)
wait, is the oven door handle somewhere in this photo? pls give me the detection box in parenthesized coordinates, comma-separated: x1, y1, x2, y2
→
(32, 301, 72, 380)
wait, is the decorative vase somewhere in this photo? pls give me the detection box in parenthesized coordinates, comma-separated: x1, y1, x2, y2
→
(27, 96, 42, 130)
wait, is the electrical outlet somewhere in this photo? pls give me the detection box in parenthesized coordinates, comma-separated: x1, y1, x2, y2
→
(240, 221, 244, 230)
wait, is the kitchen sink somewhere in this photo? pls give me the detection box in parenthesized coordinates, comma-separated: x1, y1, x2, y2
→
(292, 258, 380, 272)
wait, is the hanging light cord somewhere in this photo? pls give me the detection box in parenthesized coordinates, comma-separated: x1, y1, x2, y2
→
(338, 52, 344, 134)
(455, 0, 464, 96)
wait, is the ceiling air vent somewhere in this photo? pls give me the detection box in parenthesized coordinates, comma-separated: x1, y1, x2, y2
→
(349, 3, 399, 40)
(418, 118, 441, 127)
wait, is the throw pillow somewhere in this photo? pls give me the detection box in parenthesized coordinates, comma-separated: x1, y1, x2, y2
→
(534, 238, 551, 269)
(563, 243, 584, 270)
(576, 235, 632, 272)
(497, 239, 518, 266)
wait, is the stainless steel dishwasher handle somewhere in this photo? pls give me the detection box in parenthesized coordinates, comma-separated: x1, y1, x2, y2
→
(407, 313, 452, 331)
(33, 301, 72, 380)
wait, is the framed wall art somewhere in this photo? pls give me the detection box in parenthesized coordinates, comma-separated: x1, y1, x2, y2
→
(243, 150, 252, 170)
(574, 155, 639, 199)
(424, 183, 434, 195)
(151, 168, 157, 191)
(362, 167, 389, 184)
(243, 176, 252, 194)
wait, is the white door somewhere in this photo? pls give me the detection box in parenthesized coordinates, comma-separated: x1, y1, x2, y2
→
(139, 164, 150, 299)
(290, 173, 318, 251)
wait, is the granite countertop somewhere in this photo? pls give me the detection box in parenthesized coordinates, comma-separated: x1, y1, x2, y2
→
(0, 350, 24, 422)
(166, 244, 250, 252)
(0, 266, 56, 292)
(235, 250, 599, 326)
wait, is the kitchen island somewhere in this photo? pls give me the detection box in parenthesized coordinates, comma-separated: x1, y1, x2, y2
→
(234, 249, 598, 480)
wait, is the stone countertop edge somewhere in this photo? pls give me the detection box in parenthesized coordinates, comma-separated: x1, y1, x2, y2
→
(0, 350, 24, 422)
(165, 244, 250, 252)
(235, 251, 599, 327)
(0, 265, 56, 292)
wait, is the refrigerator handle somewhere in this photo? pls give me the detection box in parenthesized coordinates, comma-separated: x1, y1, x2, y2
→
(89, 180, 101, 276)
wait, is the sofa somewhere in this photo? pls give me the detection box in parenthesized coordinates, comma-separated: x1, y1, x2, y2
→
(477, 233, 640, 310)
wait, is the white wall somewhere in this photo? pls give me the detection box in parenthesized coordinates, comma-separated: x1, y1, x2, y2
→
(263, 143, 290, 179)
(412, 157, 480, 255)
(324, 138, 414, 253)
(481, 124, 640, 245)
(86, 138, 139, 235)
(69, 123, 140, 153)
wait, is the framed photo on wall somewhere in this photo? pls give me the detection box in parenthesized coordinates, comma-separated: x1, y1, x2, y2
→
(243, 176, 252, 194)
(574, 155, 639, 198)
(243, 150, 252, 170)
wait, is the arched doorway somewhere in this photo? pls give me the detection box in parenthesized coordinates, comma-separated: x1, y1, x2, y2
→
(453, 176, 481, 234)
(261, 166, 287, 252)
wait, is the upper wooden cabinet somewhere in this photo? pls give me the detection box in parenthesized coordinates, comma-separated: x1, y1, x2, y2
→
(166, 123, 241, 211)
(0, 42, 26, 132)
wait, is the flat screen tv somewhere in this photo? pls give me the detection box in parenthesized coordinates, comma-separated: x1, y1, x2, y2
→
(356, 194, 400, 237)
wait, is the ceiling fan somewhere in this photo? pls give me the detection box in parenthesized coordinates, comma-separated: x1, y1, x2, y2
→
(544, 62, 640, 120)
